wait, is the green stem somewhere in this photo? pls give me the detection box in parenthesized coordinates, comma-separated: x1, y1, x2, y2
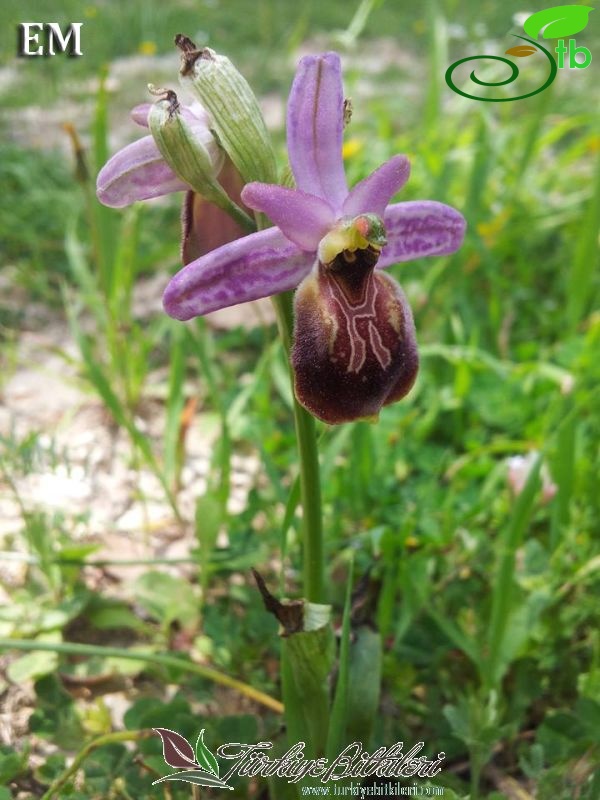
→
(470, 754, 481, 800)
(271, 292, 325, 603)
(40, 729, 152, 800)
(0, 639, 283, 714)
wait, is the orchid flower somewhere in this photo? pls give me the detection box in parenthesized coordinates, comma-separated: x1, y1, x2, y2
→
(96, 100, 223, 208)
(161, 53, 466, 423)
(96, 52, 465, 424)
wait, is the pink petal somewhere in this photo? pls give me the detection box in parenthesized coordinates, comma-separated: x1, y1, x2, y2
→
(131, 103, 151, 127)
(287, 52, 348, 211)
(377, 201, 467, 267)
(163, 227, 314, 320)
(241, 183, 335, 251)
(343, 155, 411, 218)
(96, 135, 188, 208)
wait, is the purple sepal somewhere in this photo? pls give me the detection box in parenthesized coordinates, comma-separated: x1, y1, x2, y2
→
(163, 227, 314, 320)
(241, 183, 335, 251)
(343, 155, 410, 218)
(378, 201, 467, 267)
(287, 52, 348, 211)
(96, 135, 188, 207)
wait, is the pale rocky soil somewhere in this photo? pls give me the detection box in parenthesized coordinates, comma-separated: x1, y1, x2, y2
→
(0, 273, 274, 598)
(0, 265, 275, 758)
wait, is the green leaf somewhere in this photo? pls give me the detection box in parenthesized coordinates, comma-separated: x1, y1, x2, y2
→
(280, 475, 301, 570)
(345, 627, 381, 747)
(485, 454, 542, 689)
(7, 649, 58, 682)
(0, 747, 26, 784)
(195, 495, 222, 599)
(523, 5, 594, 39)
(282, 604, 334, 759)
(133, 571, 198, 629)
(194, 729, 219, 777)
(163, 325, 186, 491)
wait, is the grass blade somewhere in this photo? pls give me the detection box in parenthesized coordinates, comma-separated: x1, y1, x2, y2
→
(485, 455, 542, 690)
(326, 558, 353, 759)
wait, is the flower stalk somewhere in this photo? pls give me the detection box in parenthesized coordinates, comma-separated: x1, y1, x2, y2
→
(271, 291, 325, 603)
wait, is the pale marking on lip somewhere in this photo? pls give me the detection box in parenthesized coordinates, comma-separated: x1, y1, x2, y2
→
(321, 268, 393, 374)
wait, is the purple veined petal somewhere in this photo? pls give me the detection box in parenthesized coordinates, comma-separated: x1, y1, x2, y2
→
(163, 227, 314, 320)
(241, 183, 335, 251)
(96, 135, 188, 208)
(342, 155, 411, 218)
(377, 201, 467, 268)
(131, 103, 151, 127)
(287, 52, 348, 211)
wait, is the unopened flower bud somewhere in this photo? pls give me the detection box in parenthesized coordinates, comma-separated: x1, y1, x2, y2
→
(175, 36, 277, 185)
(148, 90, 221, 196)
(148, 89, 253, 232)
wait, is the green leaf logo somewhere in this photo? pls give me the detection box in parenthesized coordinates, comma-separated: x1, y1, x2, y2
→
(152, 727, 233, 791)
(195, 729, 219, 777)
(523, 5, 594, 39)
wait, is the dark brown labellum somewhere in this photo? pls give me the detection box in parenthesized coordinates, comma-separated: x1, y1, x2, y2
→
(292, 247, 418, 424)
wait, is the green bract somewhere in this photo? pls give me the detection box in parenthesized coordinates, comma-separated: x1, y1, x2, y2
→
(177, 37, 277, 185)
(148, 91, 254, 231)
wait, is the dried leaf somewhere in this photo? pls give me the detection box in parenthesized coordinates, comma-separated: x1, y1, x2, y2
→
(252, 569, 304, 635)
(153, 727, 199, 769)
(505, 45, 537, 57)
